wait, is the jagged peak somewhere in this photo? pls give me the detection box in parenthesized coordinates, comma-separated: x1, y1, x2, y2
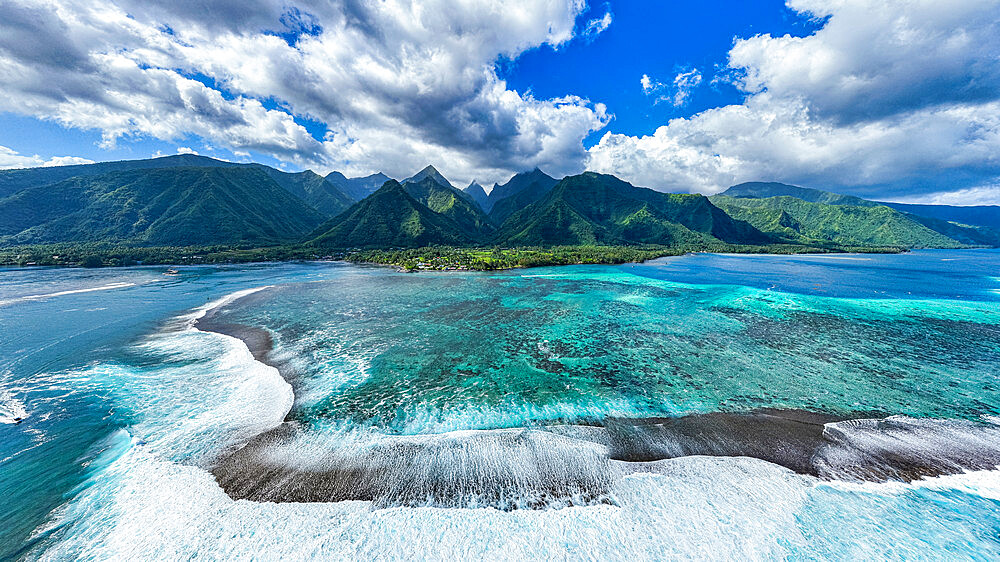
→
(403, 165, 453, 188)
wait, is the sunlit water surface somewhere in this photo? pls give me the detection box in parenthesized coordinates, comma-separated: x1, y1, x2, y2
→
(2, 250, 1000, 559)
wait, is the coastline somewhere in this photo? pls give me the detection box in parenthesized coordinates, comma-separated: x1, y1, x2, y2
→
(0, 242, 913, 271)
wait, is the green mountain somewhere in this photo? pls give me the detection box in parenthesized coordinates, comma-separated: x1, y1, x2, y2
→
(487, 168, 558, 219)
(462, 181, 490, 211)
(308, 180, 472, 248)
(403, 165, 454, 188)
(327, 171, 393, 201)
(710, 195, 977, 248)
(495, 172, 769, 246)
(0, 154, 356, 218)
(0, 167, 326, 246)
(717, 182, 1000, 247)
(721, 182, 871, 206)
(879, 201, 1000, 232)
(256, 169, 353, 217)
(0, 154, 238, 199)
(401, 177, 494, 239)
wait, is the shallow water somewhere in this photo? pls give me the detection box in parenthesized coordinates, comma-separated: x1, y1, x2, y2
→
(2, 250, 1000, 559)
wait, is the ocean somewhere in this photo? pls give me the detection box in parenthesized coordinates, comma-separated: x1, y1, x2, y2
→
(2, 250, 999, 559)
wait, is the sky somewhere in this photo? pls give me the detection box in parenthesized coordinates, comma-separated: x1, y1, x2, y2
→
(1, 0, 999, 204)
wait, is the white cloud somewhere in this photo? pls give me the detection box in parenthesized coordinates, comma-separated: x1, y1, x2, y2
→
(886, 184, 1000, 206)
(583, 9, 613, 40)
(588, 0, 1000, 200)
(640, 74, 656, 94)
(670, 69, 702, 107)
(0, 145, 94, 169)
(640, 69, 702, 107)
(0, 0, 608, 185)
(176, 146, 198, 155)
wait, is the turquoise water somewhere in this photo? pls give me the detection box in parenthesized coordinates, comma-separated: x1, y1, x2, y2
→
(2, 250, 1000, 558)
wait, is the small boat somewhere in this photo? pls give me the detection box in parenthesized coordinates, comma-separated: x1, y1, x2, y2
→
(164, 268, 180, 276)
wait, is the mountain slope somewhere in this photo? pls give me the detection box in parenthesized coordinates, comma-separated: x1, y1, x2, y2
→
(401, 177, 494, 239)
(879, 202, 1000, 232)
(718, 182, 1000, 246)
(257, 169, 353, 217)
(0, 154, 239, 199)
(0, 167, 326, 246)
(327, 171, 393, 201)
(462, 181, 490, 211)
(709, 195, 975, 248)
(487, 168, 558, 219)
(496, 172, 769, 246)
(308, 180, 472, 248)
(0, 154, 357, 218)
(403, 165, 454, 188)
(721, 182, 874, 206)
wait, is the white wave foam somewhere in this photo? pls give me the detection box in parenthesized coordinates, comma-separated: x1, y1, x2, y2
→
(0, 388, 27, 424)
(0, 282, 136, 307)
(183, 285, 274, 325)
(28, 444, 816, 560)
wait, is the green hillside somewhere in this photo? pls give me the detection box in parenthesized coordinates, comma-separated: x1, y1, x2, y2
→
(402, 177, 495, 239)
(715, 181, 1000, 247)
(487, 168, 558, 220)
(495, 172, 769, 246)
(721, 182, 874, 206)
(709, 195, 973, 248)
(308, 180, 472, 248)
(0, 167, 326, 246)
(0, 154, 239, 199)
(257, 168, 353, 216)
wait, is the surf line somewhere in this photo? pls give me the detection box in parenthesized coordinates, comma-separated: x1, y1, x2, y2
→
(0, 281, 137, 307)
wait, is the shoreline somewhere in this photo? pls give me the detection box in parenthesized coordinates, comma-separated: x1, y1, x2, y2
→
(0, 242, 917, 271)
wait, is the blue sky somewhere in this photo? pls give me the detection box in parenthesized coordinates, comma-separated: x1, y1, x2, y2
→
(1, 0, 999, 204)
(503, 1, 820, 143)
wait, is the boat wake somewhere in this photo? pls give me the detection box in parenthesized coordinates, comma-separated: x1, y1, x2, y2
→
(0, 281, 137, 307)
(0, 389, 27, 424)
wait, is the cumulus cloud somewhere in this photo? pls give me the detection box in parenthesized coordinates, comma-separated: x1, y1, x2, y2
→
(589, 0, 1000, 202)
(0, 145, 94, 169)
(0, 0, 608, 185)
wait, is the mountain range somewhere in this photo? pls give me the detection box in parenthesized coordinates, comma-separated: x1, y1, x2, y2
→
(0, 156, 997, 251)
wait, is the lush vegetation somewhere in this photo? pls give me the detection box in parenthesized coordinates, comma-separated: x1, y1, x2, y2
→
(401, 177, 494, 239)
(494, 173, 770, 246)
(0, 166, 328, 246)
(486, 168, 558, 219)
(347, 243, 904, 271)
(711, 194, 998, 248)
(0, 156, 993, 272)
(0, 242, 324, 268)
(719, 182, 1000, 245)
(258, 168, 354, 217)
(308, 181, 471, 248)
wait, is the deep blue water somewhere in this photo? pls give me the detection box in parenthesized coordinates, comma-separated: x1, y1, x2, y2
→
(1, 250, 999, 559)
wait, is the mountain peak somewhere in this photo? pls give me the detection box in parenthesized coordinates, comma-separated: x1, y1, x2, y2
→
(404, 165, 453, 189)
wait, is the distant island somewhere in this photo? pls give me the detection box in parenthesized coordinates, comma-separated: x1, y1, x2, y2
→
(1, 155, 997, 270)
